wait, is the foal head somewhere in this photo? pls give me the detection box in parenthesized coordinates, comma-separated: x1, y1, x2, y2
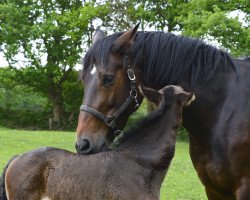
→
(76, 24, 143, 154)
(141, 85, 195, 109)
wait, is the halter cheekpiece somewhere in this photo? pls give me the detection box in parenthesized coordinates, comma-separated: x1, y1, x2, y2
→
(80, 56, 139, 137)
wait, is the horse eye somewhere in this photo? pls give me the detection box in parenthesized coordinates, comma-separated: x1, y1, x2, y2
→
(103, 75, 114, 85)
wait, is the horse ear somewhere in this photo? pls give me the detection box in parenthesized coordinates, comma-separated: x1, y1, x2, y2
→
(175, 92, 195, 107)
(92, 30, 105, 44)
(139, 85, 162, 106)
(111, 23, 140, 55)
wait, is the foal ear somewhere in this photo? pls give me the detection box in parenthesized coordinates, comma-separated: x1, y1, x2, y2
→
(139, 85, 162, 106)
(92, 30, 105, 44)
(175, 92, 195, 107)
(111, 23, 140, 55)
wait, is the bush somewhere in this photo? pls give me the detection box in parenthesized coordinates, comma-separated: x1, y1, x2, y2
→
(0, 107, 49, 130)
(124, 100, 189, 142)
(177, 126, 189, 142)
(0, 68, 83, 130)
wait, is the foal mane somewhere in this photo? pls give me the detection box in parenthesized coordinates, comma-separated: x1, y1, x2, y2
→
(83, 31, 237, 87)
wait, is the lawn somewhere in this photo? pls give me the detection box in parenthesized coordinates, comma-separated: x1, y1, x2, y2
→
(0, 127, 206, 199)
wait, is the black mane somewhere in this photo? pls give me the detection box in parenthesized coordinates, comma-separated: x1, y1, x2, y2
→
(83, 31, 237, 87)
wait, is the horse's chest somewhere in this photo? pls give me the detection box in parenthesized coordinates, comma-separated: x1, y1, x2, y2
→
(191, 147, 233, 193)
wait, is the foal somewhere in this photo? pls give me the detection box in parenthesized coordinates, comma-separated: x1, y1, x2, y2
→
(3, 85, 194, 200)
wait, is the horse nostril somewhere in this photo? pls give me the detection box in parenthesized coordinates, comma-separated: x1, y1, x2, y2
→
(78, 139, 92, 154)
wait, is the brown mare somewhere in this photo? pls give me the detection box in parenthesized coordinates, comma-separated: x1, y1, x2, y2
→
(2, 85, 194, 200)
(76, 24, 250, 199)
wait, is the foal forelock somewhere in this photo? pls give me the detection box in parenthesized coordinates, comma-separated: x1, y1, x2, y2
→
(82, 31, 237, 87)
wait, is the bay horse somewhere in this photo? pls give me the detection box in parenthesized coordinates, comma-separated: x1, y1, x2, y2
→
(2, 85, 194, 200)
(76, 24, 250, 199)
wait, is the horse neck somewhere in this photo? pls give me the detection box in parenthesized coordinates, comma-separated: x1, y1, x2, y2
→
(141, 59, 235, 142)
(120, 103, 180, 172)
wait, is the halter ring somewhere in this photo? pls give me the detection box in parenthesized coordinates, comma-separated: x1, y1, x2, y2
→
(130, 90, 137, 98)
(127, 69, 136, 80)
(105, 116, 116, 127)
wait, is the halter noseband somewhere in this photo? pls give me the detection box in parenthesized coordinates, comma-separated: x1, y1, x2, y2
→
(80, 56, 139, 137)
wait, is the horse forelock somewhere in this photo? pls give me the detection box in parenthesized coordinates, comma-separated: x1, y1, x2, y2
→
(82, 32, 123, 79)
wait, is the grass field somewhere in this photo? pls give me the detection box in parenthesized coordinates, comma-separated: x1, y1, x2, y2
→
(0, 127, 206, 199)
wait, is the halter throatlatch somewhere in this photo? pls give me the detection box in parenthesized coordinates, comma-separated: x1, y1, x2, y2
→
(80, 56, 139, 137)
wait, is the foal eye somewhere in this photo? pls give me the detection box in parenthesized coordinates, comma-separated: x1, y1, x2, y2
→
(103, 75, 114, 85)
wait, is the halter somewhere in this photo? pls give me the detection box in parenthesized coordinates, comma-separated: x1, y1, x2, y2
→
(80, 56, 140, 137)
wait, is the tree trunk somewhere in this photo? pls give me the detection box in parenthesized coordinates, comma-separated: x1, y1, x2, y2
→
(48, 88, 64, 130)
(53, 103, 63, 122)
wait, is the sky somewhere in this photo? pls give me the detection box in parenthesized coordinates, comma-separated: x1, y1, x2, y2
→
(0, 53, 8, 67)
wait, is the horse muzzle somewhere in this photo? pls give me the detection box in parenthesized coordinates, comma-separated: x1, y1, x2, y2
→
(75, 136, 107, 155)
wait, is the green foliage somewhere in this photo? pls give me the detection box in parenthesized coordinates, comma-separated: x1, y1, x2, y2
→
(177, 126, 189, 142)
(61, 70, 83, 130)
(179, 0, 249, 56)
(0, 0, 108, 63)
(128, 0, 190, 32)
(103, 0, 249, 56)
(125, 99, 148, 130)
(0, 67, 17, 89)
(125, 99, 189, 142)
(0, 87, 49, 129)
(0, 0, 109, 128)
(0, 69, 49, 129)
(0, 67, 83, 130)
(0, 0, 249, 129)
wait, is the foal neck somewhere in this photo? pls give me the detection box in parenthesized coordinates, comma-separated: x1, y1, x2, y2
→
(118, 102, 180, 169)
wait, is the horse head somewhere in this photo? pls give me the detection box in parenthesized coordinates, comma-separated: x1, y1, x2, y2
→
(76, 24, 143, 154)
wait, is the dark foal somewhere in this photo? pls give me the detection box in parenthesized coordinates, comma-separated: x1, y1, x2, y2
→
(3, 85, 194, 200)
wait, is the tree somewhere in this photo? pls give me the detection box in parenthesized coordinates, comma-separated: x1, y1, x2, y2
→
(0, 67, 49, 129)
(128, 0, 190, 32)
(0, 67, 17, 112)
(100, 0, 137, 32)
(0, 0, 108, 128)
(179, 0, 249, 56)
(109, 0, 249, 56)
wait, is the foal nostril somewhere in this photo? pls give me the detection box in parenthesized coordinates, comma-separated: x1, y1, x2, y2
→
(78, 139, 92, 154)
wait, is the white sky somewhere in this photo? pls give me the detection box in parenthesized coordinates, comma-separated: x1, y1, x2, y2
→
(0, 54, 8, 67)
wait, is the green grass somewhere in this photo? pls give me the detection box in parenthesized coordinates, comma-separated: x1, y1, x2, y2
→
(161, 142, 206, 199)
(0, 127, 206, 199)
(0, 127, 75, 171)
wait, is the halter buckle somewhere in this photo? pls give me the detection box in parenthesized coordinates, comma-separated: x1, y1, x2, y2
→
(127, 69, 135, 81)
(130, 90, 137, 98)
(105, 116, 116, 128)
